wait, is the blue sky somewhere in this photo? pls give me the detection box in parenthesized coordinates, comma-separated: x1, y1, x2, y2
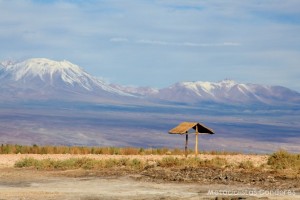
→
(1, 0, 300, 91)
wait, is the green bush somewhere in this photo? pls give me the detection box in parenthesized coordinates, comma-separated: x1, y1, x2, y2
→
(14, 157, 38, 168)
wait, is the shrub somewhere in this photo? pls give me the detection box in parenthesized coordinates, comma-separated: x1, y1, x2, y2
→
(107, 147, 119, 155)
(0, 144, 13, 154)
(157, 156, 229, 169)
(238, 160, 255, 169)
(158, 157, 183, 167)
(268, 150, 300, 170)
(128, 158, 144, 169)
(207, 157, 229, 168)
(15, 157, 38, 168)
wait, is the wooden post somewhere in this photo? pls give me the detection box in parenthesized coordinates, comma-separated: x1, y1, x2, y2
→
(185, 133, 188, 157)
(195, 125, 198, 156)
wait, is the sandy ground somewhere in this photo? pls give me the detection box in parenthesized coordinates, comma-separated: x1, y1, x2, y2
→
(0, 154, 299, 200)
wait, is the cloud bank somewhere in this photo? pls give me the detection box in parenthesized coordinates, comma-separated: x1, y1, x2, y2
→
(0, 0, 299, 91)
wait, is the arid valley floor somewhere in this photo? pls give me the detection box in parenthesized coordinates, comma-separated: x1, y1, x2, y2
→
(0, 154, 299, 200)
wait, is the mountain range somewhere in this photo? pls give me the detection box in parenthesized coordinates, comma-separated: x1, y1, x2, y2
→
(1, 58, 300, 153)
(1, 58, 300, 106)
(111, 80, 300, 106)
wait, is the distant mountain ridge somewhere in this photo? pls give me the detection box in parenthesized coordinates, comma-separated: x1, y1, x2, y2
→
(1, 58, 300, 106)
(110, 80, 300, 106)
(148, 80, 300, 105)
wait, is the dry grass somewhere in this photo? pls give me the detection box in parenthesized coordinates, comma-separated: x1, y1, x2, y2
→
(1, 144, 177, 155)
(11, 151, 300, 180)
(0, 144, 242, 156)
(238, 160, 255, 169)
(267, 150, 300, 170)
(14, 156, 249, 171)
(6, 144, 300, 177)
(12, 150, 299, 173)
(14, 157, 145, 170)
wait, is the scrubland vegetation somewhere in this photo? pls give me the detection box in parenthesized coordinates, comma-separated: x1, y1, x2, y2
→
(0, 144, 239, 155)
(268, 149, 300, 171)
(2, 144, 299, 178)
(13, 149, 300, 176)
(14, 156, 232, 170)
(0, 145, 297, 190)
(14, 157, 145, 170)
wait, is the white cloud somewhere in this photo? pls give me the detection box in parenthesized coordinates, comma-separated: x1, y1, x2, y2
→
(110, 37, 129, 42)
(135, 40, 241, 47)
(136, 39, 169, 46)
(0, 0, 299, 91)
(182, 42, 241, 47)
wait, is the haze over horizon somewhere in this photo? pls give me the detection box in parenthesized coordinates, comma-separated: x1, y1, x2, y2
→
(1, 0, 300, 91)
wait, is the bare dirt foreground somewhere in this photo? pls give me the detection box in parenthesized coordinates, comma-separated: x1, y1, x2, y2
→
(0, 154, 299, 200)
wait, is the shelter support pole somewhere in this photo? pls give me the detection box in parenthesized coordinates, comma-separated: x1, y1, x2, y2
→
(195, 126, 198, 156)
(185, 133, 188, 157)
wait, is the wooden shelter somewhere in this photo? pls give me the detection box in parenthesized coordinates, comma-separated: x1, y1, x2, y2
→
(169, 122, 214, 157)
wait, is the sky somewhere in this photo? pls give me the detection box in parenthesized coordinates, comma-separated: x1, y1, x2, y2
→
(1, 0, 300, 91)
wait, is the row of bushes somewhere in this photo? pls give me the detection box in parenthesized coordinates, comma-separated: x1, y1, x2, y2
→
(14, 157, 145, 170)
(0, 144, 240, 155)
(14, 156, 258, 171)
(14, 157, 231, 170)
(13, 150, 300, 172)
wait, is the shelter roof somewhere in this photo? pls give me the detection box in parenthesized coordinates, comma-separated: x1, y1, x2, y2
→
(168, 122, 214, 135)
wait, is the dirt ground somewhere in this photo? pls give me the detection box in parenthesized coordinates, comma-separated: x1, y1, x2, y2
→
(0, 154, 299, 200)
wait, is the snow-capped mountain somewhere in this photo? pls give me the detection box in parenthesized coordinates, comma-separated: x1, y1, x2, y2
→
(147, 80, 300, 105)
(110, 79, 300, 106)
(0, 58, 132, 101)
(1, 58, 300, 106)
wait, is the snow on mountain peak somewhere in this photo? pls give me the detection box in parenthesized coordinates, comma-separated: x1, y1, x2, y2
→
(0, 60, 16, 67)
(153, 79, 300, 105)
(4, 58, 84, 82)
(177, 80, 237, 92)
(219, 79, 237, 86)
(1, 58, 132, 96)
(179, 82, 199, 91)
(196, 81, 215, 92)
(1, 58, 299, 105)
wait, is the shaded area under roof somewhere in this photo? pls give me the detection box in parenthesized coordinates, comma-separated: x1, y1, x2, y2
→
(168, 122, 214, 135)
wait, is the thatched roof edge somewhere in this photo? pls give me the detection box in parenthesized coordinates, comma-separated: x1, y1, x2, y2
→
(168, 122, 214, 134)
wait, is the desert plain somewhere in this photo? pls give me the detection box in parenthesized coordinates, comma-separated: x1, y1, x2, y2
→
(0, 153, 299, 200)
